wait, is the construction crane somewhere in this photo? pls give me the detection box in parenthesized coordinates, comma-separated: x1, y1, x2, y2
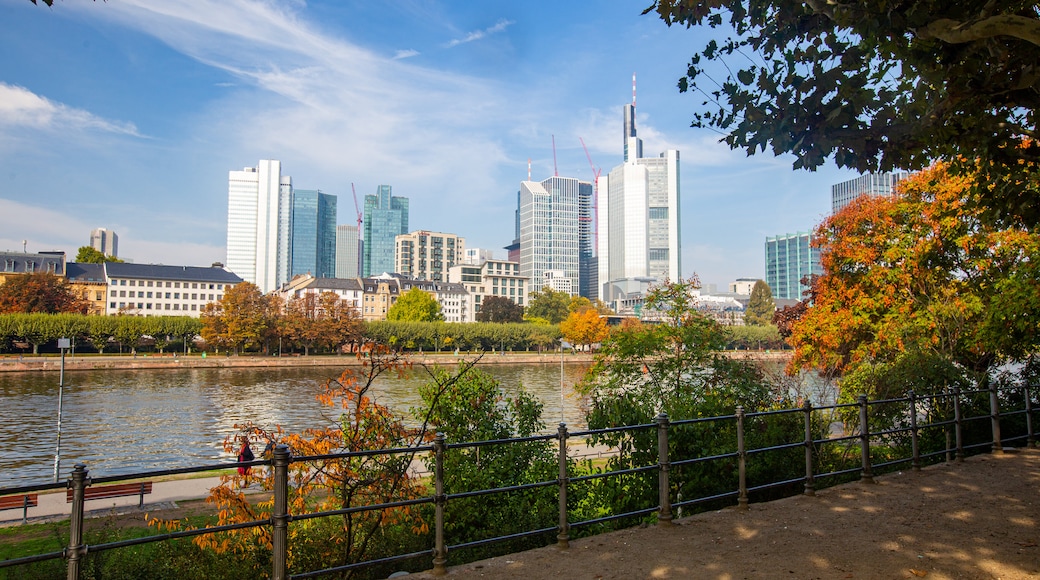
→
(580, 137, 601, 250)
(351, 183, 363, 275)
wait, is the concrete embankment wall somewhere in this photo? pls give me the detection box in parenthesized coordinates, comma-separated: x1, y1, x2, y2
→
(0, 350, 791, 373)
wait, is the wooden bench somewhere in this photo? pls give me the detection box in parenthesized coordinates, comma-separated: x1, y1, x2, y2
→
(0, 494, 38, 524)
(67, 482, 153, 508)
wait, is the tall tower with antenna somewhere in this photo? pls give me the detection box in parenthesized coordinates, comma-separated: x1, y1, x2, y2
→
(623, 73, 643, 162)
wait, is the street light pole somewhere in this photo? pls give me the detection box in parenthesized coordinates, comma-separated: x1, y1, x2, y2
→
(54, 337, 70, 482)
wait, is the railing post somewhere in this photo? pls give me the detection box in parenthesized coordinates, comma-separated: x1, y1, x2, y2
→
(657, 413, 673, 525)
(66, 464, 88, 580)
(802, 400, 815, 496)
(736, 406, 748, 510)
(990, 383, 1003, 453)
(271, 444, 290, 580)
(858, 395, 874, 483)
(556, 423, 570, 547)
(908, 391, 920, 471)
(953, 387, 964, 462)
(1025, 385, 1035, 448)
(431, 433, 447, 576)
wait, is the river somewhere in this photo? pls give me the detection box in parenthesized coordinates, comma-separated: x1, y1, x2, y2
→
(0, 362, 592, 488)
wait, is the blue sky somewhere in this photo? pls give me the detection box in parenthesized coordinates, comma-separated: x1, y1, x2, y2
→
(0, 0, 858, 290)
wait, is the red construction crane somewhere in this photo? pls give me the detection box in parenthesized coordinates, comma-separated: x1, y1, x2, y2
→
(351, 183, 363, 274)
(580, 137, 601, 250)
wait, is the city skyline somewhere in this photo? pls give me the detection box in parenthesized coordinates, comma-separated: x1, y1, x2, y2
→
(0, 1, 862, 289)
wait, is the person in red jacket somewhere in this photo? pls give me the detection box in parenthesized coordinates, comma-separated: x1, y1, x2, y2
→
(237, 437, 255, 475)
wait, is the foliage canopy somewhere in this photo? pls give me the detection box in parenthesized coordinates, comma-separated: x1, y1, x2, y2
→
(646, 0, 1040, 227)
(387, 288, 444, 322)
(0, 273, 87, 314)
(787, 161, 1040, 383)
(744, 280, 775, 326)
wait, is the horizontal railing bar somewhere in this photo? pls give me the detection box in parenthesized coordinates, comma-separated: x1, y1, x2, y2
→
(291, 444, 433, 463)
(745, 408, 802, 419)
(671, 452, 738, 467)
(447, 480, 556, 501)
(815, 434, 859, 445)
(671, 415, 737, 426)
(569, 423, 656, 438)
(748, 476, 804, 494)
(747, 441, 804, 455)
(291, 496, 434, 523)
(571, 506, 658, 529)
(872, 457, 912, 471)
(446, 433, 556, 450)
(87, 519, 264, 555)
(672, 489, 739, 509)
(448, 526, 556, 552)
(0, 549, 65, 569)
(815, 466, 863, 480)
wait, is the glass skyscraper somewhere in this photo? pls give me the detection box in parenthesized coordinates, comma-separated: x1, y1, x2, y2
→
(363, 185, 409, 277)
(290, 189, 337, 279)
(519, 176, 589, 295)
(831, 172, 909, 214)
(765, 231, 821, 300)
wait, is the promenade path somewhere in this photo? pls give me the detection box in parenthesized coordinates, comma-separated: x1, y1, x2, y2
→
(407, 448, 1040, 580)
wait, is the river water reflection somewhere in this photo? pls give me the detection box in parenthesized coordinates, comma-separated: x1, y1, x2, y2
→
(0, 362, 592, 488)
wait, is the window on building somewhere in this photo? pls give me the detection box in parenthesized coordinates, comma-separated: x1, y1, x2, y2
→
(119, 280, 126, 286)
(147, 281, 153, 287)
(146, 292, 153, 298)
(191, 304, 197, 311)
(130, 280, 136, 286)
(110, 290, 117, 297)
(175, 282, 180, 288)
(174, 293, 180, 299)
(165, 292, 171, 299)
(191, 293, 197, 300)
(25, 261, 35, 273)
(173, 304, 179, 310)
(165, 304, 171, 310)
(192, 283, 198, 289)
(110, 302, 116, 309)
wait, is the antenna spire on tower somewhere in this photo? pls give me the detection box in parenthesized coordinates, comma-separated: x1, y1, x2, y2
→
(527, 158, 531, 181)
(632, 72, 637, 108)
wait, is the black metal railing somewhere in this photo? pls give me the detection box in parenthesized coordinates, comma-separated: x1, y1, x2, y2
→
(0, 384, 1035, 579)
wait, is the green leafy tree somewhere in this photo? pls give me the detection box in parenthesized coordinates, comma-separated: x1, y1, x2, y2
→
(74, 246, 123, 263)
(413, 364, 567, 557)
(525, 287, 570, 324)
(386, 288, 443, 322)
(744, 280, 775, 326)
(578, 277, 799, 520)
(113, 315, 146, 354)
(647, 0, 1040, 227)
(86, 315, 116, 353)
(475, 296, 523, 323)
(0, 273, 88, 314)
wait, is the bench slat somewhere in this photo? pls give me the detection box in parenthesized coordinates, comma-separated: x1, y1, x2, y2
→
(66, 482, 153, 507)
(0, 494, 38, 510)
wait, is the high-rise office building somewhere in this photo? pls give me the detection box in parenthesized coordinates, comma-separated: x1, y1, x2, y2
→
(395, 230, 464, 282)
(89, 228, 118, 258)
(290, 189, 337, 279)
(336, 224, 360, 279)
(519, 176, 590, 296)
(597, 84, 681, 305)
(765, 231, 821, 300)
(363, 185, 409, 277)
(227, 160, 293, 293)
(831, 172, 909, 214)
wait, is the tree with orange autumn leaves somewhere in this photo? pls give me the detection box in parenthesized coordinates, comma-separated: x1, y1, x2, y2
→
(149, 347, 482, 575)
(787, 160, 1040, 394)
(559, 307, 609, 352)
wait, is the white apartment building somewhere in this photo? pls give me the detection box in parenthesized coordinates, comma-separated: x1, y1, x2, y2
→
(447, 259, 527, 320)
(398, 278, 470, 323)
(103, 263, 242, 317)
(277, 274, 363, 310)
(227, 160, 293, 294)
(394, 230, 464, 282)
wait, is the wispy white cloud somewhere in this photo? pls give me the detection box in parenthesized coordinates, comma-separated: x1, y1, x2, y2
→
(393, 49, 420, 60)
(0, 83, 141, 136)
(444, 18, 514, 48)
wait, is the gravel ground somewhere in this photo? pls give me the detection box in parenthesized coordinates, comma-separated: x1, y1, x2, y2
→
(405, 447, 1040, 580)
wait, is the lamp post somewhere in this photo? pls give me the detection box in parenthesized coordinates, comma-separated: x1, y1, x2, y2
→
(54, 337, 70, 482)
(560, 339, 571, 424)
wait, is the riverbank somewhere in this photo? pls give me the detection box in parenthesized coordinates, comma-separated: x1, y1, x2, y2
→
(0, 350, 791, 373)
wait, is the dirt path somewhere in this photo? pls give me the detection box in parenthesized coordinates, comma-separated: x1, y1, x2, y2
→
(406, 448, 1040, 579)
